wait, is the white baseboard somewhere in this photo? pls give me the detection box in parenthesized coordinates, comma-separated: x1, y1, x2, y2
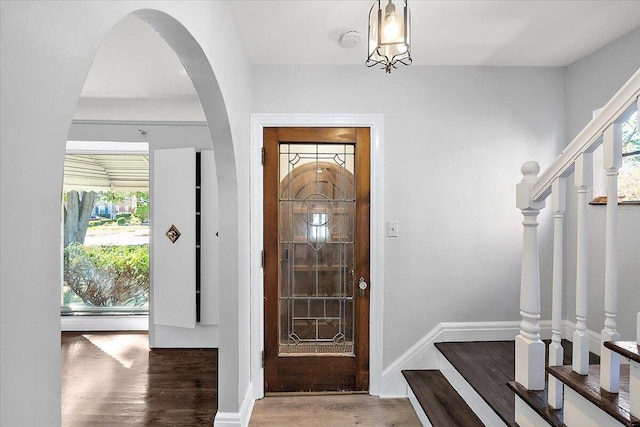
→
(61, 315, 148, 331)
(380, 324, 443, 397)
(380, 320, 552, 398)
(562, 321, 601, 356)
(214, 383, 255, 427)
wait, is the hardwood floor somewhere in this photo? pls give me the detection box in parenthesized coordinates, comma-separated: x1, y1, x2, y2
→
(61, 332, 217, 426)
(249, 394, 421, 427)
(62, 332, 419, 426)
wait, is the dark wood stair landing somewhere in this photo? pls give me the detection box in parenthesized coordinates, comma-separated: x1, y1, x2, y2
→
(402, 370, 484, 427)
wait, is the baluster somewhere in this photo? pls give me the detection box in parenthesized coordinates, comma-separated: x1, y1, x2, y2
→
(573, 152, 592, 375)
(601, 123, 622, 392)
(515, 161, 546, 390)
(632, 312, 640, 419)
(548, 178, 566, 408)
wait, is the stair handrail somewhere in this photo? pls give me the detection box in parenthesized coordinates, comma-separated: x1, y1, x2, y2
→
(515, 67, 640, 425)
(531, 68, 640, 202)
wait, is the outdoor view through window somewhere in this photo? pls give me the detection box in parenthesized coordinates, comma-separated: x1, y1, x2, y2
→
(62, 147, 149, 315)
(620, 111, 640, 201)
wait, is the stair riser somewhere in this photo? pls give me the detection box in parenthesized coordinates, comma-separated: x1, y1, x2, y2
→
(564, 387, 625, 427)
(515, 396, 552, 427)
(632, 361, 639, 419)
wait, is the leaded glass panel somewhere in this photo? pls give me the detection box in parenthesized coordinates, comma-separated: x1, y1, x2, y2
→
(278, 143, 356, 355)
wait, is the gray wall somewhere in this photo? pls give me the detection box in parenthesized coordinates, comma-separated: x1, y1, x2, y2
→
(252, 65, 566, 366)
(564, 27, 640, 340)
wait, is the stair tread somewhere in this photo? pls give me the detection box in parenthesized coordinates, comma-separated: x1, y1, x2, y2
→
(547, 364, 639, 427)
(434, 340, 598, 427)
(604, 341, 640, 363)
(435, 340, 518, 426)
(402, 369, 484, 427)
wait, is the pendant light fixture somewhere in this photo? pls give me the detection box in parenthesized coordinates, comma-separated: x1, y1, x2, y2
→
(366, 0, 412, 73)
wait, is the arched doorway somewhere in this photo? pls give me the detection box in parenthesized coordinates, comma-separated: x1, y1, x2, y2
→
(1, 4, 248, 425)
(65, 6, 242, 423)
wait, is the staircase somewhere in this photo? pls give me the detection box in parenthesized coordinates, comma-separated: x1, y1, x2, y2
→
(403, 69, 640, 426)
(510, 67, 640, 427)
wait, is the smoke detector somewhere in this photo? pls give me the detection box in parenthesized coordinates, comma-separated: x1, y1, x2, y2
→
(339, 31, 361, 49)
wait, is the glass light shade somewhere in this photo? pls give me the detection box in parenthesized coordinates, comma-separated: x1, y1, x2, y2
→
(366, 0, 412, 73)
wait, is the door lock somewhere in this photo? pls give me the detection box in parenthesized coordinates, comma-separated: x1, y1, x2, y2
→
(358, 277, 368, 297)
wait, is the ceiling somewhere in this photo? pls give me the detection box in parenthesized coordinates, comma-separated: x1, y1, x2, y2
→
(80, 1, 640, 100)
(226, 0, 640, 67)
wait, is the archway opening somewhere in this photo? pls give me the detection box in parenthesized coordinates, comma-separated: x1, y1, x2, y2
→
(61, 9, 240, 424)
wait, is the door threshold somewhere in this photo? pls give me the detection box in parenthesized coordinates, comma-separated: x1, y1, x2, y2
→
(265, 390, 369, 397)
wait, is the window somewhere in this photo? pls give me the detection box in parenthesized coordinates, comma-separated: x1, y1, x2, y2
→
(592, 111, 639, 203)
(62, 142, 150, 315)
(619, 111, 639, 201)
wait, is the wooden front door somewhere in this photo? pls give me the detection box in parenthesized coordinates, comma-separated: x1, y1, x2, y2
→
(263, 127, 370, 393)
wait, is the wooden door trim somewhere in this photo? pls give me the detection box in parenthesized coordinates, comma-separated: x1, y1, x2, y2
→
(249, 114, 384, 399)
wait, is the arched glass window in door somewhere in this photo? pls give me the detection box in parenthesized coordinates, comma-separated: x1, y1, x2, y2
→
(278, 143, 356, 354)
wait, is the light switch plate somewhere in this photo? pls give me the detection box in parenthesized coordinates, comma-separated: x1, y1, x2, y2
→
(387, 221, 398, 237)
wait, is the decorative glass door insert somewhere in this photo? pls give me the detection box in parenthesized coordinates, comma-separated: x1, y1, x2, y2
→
(263, 126, 369, 393)
(279, 143, 356, 355)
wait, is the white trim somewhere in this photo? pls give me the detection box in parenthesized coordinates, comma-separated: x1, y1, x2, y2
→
(71, 119, 208, 127)
(380, 320, 553, 397)
(407, 386, 433, 427)
(61, 315, 148, 331)
(214, 383, 255, 427)
(249, 113, 384, 398)
(66, 140, 149, 154)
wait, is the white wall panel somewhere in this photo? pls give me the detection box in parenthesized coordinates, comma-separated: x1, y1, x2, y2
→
(200, 150, 219, 325)
(153, 147, 196, 328)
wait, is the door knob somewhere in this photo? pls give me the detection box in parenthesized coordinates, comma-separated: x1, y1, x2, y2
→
(358, 277, 368, 297)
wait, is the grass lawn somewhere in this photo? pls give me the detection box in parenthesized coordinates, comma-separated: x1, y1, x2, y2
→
(86, 224, 149, 237)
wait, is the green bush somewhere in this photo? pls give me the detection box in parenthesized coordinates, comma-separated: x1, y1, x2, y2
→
(63, 243, 149, 307)
(88, 218, 112, 227)
(116, 217, 128, 226)
(115, 212, 132, 220)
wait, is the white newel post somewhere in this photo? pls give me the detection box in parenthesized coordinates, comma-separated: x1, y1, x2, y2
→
(601, 123, 622, 392)
(573, 152, 592, 375)
(548, 178, 566, 408)
(516, 161, 546, 390)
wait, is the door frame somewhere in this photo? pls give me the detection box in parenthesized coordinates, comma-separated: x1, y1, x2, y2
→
(250, 114, 384, 399)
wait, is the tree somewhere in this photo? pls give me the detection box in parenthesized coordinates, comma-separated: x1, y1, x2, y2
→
(64, 190, 97, 247)
(134, 191, 149, 222)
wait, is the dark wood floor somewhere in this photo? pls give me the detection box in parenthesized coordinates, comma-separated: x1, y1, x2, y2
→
(62, 332, 419, 426)
(61, 332, 217, 426)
